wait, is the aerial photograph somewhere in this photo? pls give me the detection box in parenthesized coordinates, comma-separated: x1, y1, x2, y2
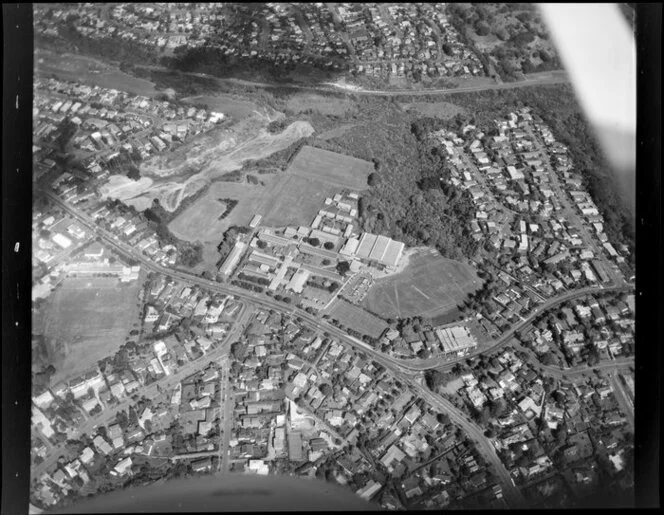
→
(25, 2, 642, 512)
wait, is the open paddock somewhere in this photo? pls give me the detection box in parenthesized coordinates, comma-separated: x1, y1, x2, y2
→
(325, 298, 388, 340)
(400, 101, 467, 120)
(42, 275, 143, 384)
(362, 249, 482, 320)
(168, 180, 278, 243)
(261, 146, 372, 227)
(286, 93, 355, 116)
(287, 146, 373, 189)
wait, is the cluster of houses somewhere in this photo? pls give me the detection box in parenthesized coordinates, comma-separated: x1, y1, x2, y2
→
(424, 108, 631, 338)
(228, 310, 336, 474)
(525, 291, 635, 363)
(36, 4, 217, 53)
(35, 3, 485, 83)
(82, 199, 178, 268)
(341, 3, 484, 80)
(273, 324, 505, 508)
(34, 77, 224, 166)
(144, 274, 242, 340)
(444, 346, 633, 504)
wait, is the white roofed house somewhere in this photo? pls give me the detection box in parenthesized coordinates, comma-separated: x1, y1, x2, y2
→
(93, 435, 113, 456)
(112, 456, 133, 477)
(32, 389, 55, 410)
(78, 446, 95, 465)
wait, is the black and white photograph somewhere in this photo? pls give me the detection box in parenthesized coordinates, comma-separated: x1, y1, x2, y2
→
(1, 2, 660, 513)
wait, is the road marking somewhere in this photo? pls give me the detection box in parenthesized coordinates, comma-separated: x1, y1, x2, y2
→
(411, 285, 431, 300)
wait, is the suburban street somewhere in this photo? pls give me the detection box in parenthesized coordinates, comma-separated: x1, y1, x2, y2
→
(407, 375, 527, 509)
(31, 303, 251, 481)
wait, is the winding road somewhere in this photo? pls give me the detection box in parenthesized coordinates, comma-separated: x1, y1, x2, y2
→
(134, 63, 569, 98)
(40, 190, 633, 507)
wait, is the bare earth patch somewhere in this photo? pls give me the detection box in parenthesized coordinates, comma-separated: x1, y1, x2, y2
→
(101, 110, 314, 213)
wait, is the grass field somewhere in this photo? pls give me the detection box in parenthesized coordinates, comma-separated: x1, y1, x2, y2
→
(317, 124, 358, 141)
(261, 146, 373, 227)
(325, 298, 389, 340)
(362, 248, 482, 320)
(35, 49, 158, 97)
(169, 180, 278, 243)
(286, 93, 355, 116)
(41, 276, 143, 384)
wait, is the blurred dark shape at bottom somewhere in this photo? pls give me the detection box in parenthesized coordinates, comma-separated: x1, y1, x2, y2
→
(52, 474, 374, 513)
(593, 125, 635, 221)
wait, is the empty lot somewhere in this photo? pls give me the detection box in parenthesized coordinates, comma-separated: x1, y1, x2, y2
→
(261, 146, 373, 227)
(362, 249, 482, 320)
(42, 276, 143, 384)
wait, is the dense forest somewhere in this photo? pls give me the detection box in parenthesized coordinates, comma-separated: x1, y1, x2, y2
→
(310, 101, 479, 262)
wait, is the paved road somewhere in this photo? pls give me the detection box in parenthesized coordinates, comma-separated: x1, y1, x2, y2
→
(538, 357, 634, 378)
(134, 63, 568, 98)
(406, 376, 527, 508)
(419, 284, 633, 372)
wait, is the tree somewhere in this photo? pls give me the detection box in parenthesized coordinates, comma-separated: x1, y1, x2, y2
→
(307, 237, 321, 247)
(256, 239, 267, 249)
(436, 413, 450, 425)
(336, 261, 351, 276)
(587, 347, 601, 366)
(323, 241, 335, 250)
(126, 165, 141, 181)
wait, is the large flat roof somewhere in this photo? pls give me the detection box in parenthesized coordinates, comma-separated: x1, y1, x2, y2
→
(356, 233, 377, 259)
(369, 234, 391, 262)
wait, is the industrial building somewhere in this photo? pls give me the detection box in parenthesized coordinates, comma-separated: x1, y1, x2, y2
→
(354, 233, 405, 268)
(434, 326, 478, 355)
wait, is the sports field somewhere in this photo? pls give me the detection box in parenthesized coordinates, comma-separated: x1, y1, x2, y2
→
(362, 249, 482, 320)
(42, 276, 143, 384)
(261, 146, 373, 227)
(325, 298, 389, 340)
